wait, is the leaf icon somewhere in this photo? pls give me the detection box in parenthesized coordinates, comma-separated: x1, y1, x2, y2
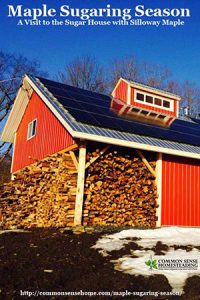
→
(145, 257, 158, 270)
(153, 260, 157, 264)
(145, 260, 151, 266)
(152, 262, 158, 269)
(153, 265, 158, 269)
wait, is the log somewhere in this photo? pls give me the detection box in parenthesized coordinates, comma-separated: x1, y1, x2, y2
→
(0, 149, 78, 229)
(83, 147, 158, 228)
(0, 144, 158, 229)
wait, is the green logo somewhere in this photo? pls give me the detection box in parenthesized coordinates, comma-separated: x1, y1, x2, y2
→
(145, 256, 158, 270)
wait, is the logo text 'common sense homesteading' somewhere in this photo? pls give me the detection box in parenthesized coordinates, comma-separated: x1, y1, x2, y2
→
(7, 4, 191, 27)
(145, 256, 198, 271)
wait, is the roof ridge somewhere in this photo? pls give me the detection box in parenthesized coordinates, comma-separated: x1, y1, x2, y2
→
(122, 77, 181, 99)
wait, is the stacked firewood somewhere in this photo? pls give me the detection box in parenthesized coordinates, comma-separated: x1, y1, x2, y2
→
(0, 152, 78, 229)
(84, 148, 158, 227)
(0, 144, 158, 229)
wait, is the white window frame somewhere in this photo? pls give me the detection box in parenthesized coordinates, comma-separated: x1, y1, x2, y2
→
(27, 119, 37, 140)
(134, 89, 174, 112)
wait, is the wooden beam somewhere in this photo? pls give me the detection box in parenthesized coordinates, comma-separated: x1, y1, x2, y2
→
(74, 143, 87, 226)
(69, 151, 78, 171)
(57, 143, 78, 155)
(136, 149, 156, 178)
(85, 145, 110, 169)
(156, 153, 162, 227)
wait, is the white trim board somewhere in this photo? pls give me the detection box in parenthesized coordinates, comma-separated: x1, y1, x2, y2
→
(72, 131, 200, 160)
(128, 81, 181, 101)
(1, 87, 30, 142)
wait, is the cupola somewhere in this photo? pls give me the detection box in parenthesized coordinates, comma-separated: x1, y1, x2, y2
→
(111, 78, 181, 127)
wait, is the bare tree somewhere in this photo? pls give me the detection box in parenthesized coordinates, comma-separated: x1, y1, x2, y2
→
(0, 51, 44, 160)
(109, 57, 173, 92)
(58, 55, 108, 93)
(180, 80, 200, 116)
(165, 80, 181, 94)
(109, 57, 140, 88)
(141, 62, 172, 89)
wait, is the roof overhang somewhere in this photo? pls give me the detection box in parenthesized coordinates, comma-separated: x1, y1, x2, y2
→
(1, 75, 199, 160)
(72, 131, 200, 160)
(1, 76, 33, 143)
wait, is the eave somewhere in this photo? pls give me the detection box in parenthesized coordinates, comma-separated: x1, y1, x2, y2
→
(1, 75, 199, 160)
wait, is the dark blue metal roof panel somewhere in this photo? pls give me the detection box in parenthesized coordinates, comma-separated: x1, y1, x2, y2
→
(191, 118, 200, 125)
(32, 76, 200, 152)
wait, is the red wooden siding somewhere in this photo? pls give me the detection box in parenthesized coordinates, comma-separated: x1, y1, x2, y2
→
(162, 154, 200, 226)
(12, 91, 75, 173)
(113, 80, 128, 103)
(131, 88, 177, 117)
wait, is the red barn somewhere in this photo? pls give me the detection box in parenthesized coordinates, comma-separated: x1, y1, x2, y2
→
(1, 75, 200, 228)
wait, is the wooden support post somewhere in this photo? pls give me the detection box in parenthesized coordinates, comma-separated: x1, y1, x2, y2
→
(85, 145, 110, 169)
(74, 143, 87, 226)
(156, 153, 162, 227)
(136, 149, 156, 178)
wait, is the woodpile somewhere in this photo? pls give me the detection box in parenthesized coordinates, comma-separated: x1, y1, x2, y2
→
(0, 144, 158, 229)
(84, 147, 158, 227)
(0, 151, 78, 229)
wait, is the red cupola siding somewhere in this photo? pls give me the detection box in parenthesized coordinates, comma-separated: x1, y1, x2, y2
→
(1, 75, 200, 228)
(111, 78, 180, 127)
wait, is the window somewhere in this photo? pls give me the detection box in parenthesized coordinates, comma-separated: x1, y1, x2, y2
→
(135, 90, 173, 111)
(136, 93, 144, 101)
(146, 95, 153, 104)
(27, 119, 37, 140)
(163, 100, 170, 108)
(155, 98, 162, 106)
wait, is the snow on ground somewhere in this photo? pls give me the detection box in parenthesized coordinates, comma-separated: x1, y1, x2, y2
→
(93, 227, 200, 292)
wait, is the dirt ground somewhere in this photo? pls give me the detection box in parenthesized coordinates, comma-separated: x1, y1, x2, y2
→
(0, 228, 200, 300)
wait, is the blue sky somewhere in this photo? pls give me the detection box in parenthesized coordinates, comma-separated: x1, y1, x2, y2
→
(0, 0, 200, 84)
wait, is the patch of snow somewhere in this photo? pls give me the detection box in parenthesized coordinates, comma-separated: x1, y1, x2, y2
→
(93, 227, 200, 292)
(113, 248, 200, 292)
(103, 227, 200, 248)
(93, 237, 131, 253)
(93, 227, 200, 251)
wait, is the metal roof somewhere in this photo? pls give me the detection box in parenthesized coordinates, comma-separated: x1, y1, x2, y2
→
(1, 75, 200, 159)
(34, 76, 200, 158)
